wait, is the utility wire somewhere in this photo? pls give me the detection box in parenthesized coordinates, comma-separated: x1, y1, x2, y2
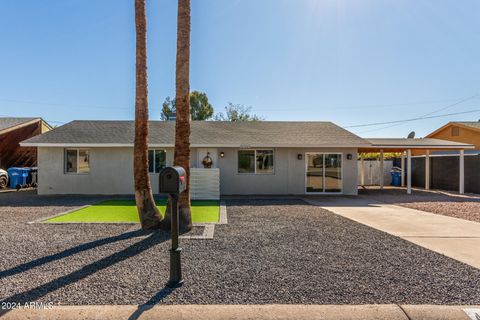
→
(348, 108, 480, 132)
(345, 94, 478, 129)
(354, 95, 478, 134)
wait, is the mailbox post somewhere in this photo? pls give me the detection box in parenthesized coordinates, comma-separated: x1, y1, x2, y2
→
(159, 166, 186, 288)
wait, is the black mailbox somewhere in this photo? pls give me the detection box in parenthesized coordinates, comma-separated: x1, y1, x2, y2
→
(159, 166, 186, 194)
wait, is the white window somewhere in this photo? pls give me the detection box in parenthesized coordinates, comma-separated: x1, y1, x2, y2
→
(65, 149, 90, 174)
(148, 149, 166, 173)
(238, 149, 274, 174)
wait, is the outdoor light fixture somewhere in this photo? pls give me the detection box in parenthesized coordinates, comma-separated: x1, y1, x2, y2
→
(347, 154, 353, 160)
(297, 154, 303, 160)
(220, 152, 225, 158)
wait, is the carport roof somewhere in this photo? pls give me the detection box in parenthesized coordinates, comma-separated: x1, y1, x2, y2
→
(359, 138, 474, 152)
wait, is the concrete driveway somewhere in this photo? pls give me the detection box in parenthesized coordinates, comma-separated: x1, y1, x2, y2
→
(305, 196, 480, 269)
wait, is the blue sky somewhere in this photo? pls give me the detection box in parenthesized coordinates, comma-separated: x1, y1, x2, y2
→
(1, 0, 480, 137)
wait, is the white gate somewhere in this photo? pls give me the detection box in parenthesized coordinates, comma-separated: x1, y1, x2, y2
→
(190, 168, 220, 200)
(357, 160, 393, 186)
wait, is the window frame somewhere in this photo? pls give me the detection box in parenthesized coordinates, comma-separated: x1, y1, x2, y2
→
(148, 149, 167, 174)
(451, 126, 460, 136)
(64, 148, 90, 175)
(237, 149, 275, 175)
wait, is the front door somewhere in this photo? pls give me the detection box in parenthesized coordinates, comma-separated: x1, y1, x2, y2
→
(306, 153, 343, 193)
(197, 148, 218, 168)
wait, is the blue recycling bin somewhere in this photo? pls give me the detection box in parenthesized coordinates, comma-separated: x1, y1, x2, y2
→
(7, 167, 31, 189)
(390, 171, 402, 186)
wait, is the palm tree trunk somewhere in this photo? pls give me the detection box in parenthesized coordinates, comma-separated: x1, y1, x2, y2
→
(134, 0, 162, 230)
(172, 0, 192, 232)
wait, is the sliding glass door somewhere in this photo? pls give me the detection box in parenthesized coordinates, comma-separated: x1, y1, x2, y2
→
(306, 153, 342, 193)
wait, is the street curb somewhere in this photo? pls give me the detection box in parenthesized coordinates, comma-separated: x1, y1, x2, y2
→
(1, 304, 479, 320)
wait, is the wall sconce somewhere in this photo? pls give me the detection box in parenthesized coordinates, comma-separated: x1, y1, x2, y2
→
(219, 152, 225, 158)
(347, 154, 353, 160)
(297, 154, 303, 160)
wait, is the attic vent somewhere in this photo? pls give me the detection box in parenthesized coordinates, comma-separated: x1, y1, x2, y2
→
(451, 126, 460, 136)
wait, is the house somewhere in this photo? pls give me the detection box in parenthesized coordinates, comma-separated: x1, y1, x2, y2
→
(413, 121, 480, 155)
(20, 120, 473, 197)
(0, 117, 52, 169)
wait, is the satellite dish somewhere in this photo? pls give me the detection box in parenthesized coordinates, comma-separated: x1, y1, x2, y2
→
(407, 131, 415, 139)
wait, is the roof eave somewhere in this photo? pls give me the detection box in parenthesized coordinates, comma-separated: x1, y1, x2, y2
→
(367, 145, 475, 149)
(21, 142, 372, 148)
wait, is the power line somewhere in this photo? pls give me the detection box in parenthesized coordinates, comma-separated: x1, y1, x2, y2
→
(349, 108, 480, 133)
(345, 94, 478, 129)
(352, 94, 478, 134)
(0, 98, 133, 111)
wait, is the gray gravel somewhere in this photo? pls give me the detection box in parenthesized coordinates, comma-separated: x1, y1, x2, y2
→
(360, 187, 480, 223)
(1, 191, 480, 306)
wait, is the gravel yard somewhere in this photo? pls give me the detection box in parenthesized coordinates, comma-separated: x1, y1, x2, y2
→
(1, 191, 480, 306)
(360, 186, 480, 223)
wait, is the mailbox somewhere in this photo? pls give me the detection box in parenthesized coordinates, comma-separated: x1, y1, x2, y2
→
(159, 166, 186, 194)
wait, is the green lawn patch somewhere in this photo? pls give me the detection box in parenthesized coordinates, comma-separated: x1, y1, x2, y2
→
(45, 199, 220, 223)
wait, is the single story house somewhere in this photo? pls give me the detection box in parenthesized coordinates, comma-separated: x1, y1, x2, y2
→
(20, 120, 473, 197)
(0, 117, 52, 169)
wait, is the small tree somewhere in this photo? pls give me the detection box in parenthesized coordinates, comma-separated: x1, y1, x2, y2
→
(161, 91, 213, 121)
(215, 103, 264, 121)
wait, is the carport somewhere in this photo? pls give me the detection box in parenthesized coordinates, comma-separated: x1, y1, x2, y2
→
(359, 138, 474, 194)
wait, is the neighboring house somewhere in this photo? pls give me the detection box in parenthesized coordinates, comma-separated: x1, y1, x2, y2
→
(414, 121, 480, 155)
(21, 120, 473, 197)
(0, 117, 52, 169)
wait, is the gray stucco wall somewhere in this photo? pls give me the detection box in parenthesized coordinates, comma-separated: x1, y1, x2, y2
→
(216, 147, 358, 196)
(37, 147, 358, 195)
(37, 147, 174, 195)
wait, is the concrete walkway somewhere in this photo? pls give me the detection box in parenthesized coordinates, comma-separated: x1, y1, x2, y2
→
(2, 304, 480, 320)
(305, 197, 480, 269)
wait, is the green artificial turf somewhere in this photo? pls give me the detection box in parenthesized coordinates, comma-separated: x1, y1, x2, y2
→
(45, 199, 220, 223)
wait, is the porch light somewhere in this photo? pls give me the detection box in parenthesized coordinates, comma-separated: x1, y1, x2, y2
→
(297, 154, 303, 160)
(347, 154, 353, 160)
(220, 152, 225, 158)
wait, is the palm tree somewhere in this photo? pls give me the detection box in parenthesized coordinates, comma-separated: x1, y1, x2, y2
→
(172, 0, 192, 231)
(133, 0, 162, 230)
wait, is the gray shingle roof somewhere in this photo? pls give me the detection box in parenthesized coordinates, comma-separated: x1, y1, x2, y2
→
(366, 138, 474, 149)
(0, 117, 39, 132)
(21, 120, 371, 147)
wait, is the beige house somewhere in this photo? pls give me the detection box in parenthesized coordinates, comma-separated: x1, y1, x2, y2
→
(21, 120, 473, 197)
(417, 121, 480, 153)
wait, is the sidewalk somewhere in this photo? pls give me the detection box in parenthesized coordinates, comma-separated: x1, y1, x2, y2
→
(305, 196, 480, 269)
(2, 304, 480, 320)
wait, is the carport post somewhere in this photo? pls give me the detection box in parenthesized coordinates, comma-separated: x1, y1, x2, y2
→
(360, 154, 365, 186)
(460, 149, 465, 194)
(401, 152, 405, 187)
(379, 149, 384, 190)
(407, 149, 412, 194)
(425, 149, 430, 190)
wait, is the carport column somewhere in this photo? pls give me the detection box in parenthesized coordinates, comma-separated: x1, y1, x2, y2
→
(401, 152, 405, 187)
(379, 149, 384, 189)
(425, 150, 430, 190)
(460, 149, 465, 194)
(360, 154, 365, 186)
(407, 149, 412, 194)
